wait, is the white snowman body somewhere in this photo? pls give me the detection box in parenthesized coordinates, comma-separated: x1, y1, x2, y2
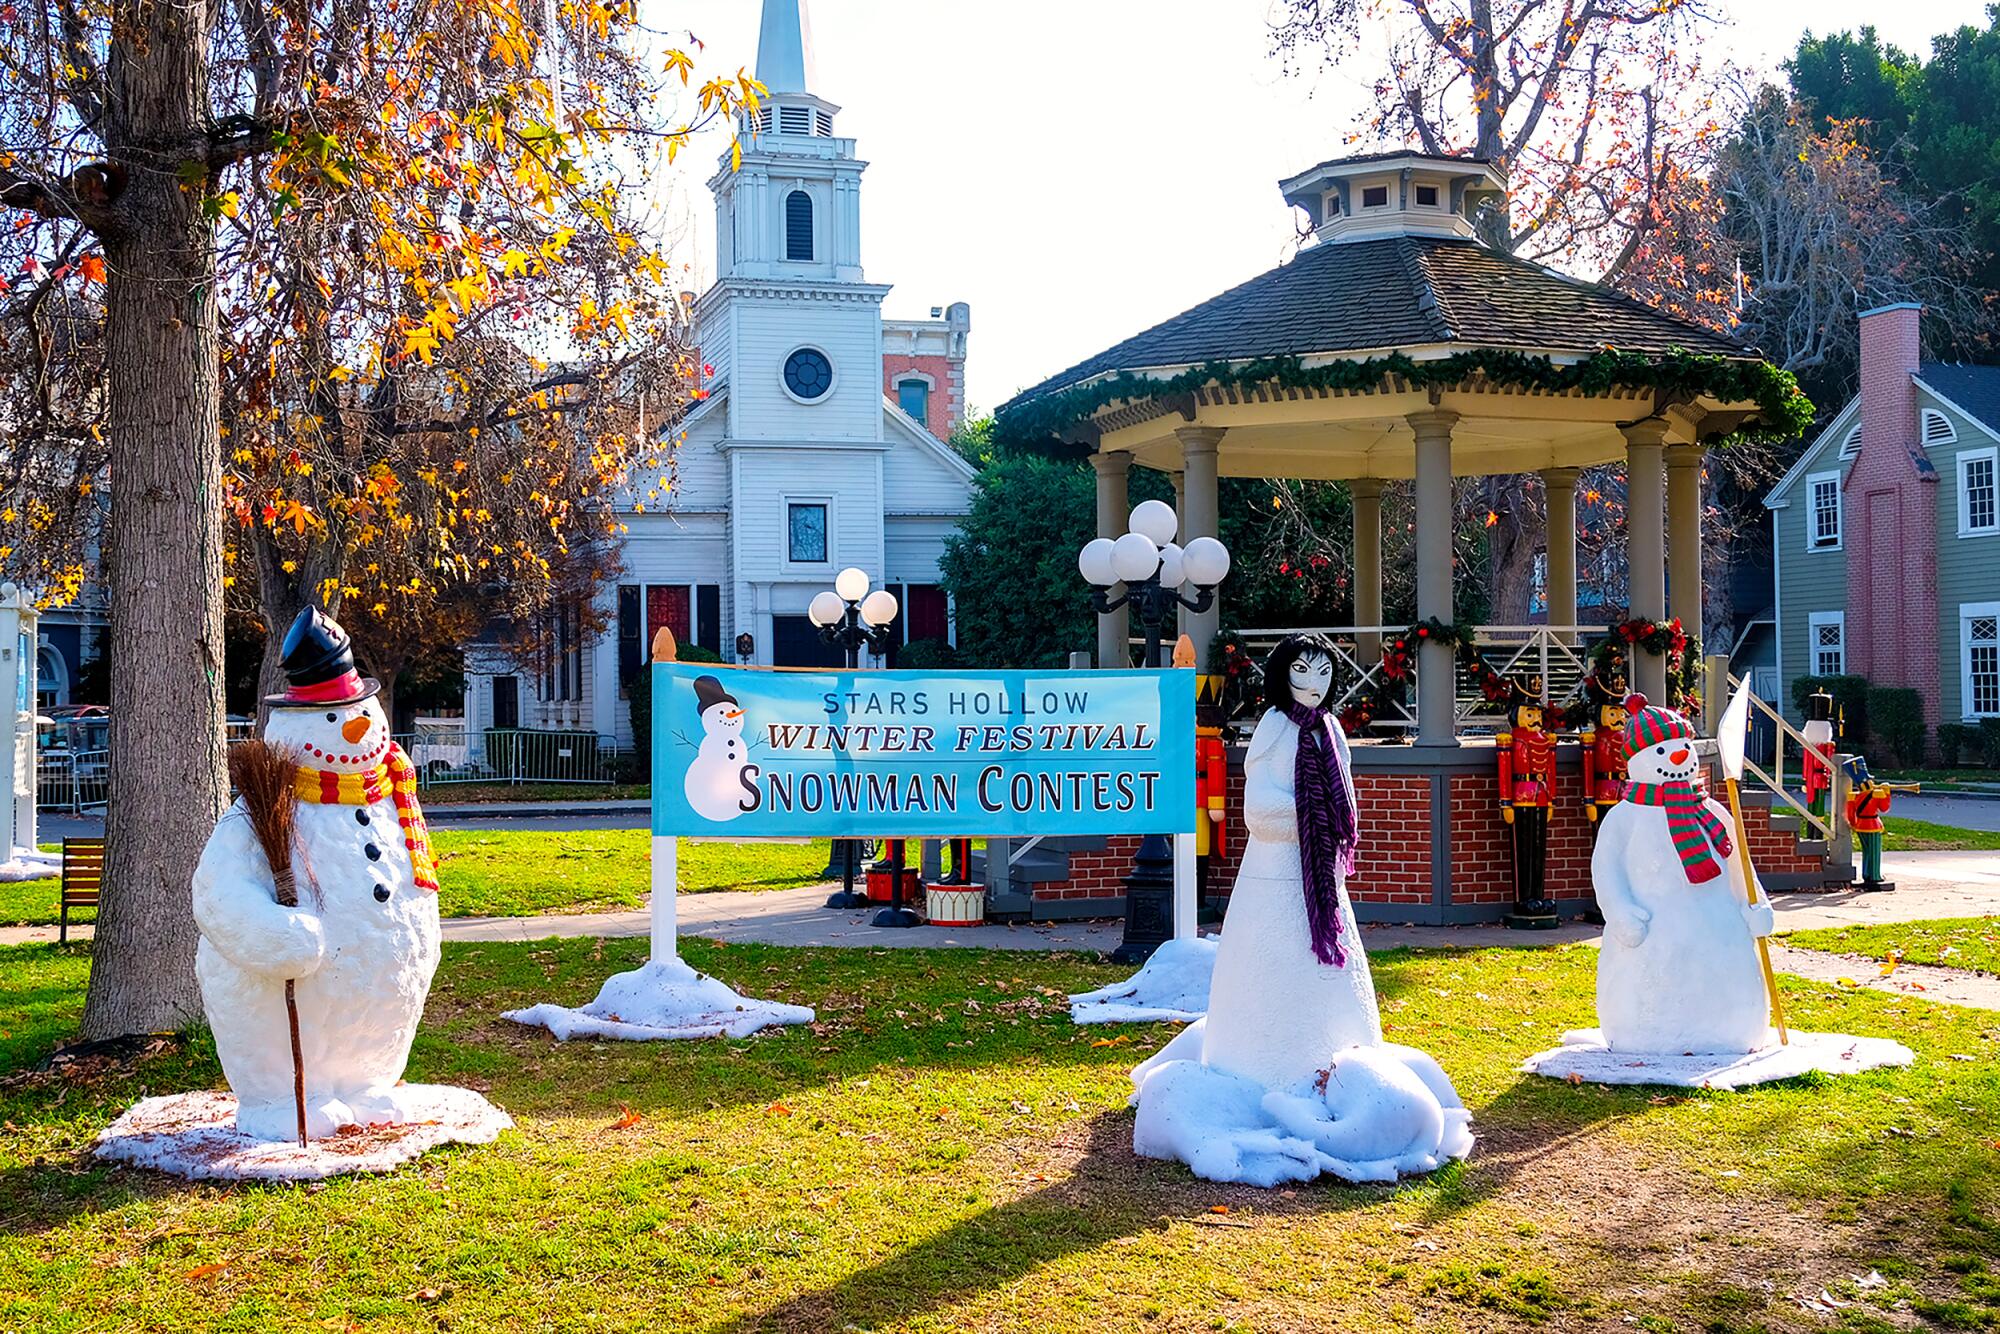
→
(684, 699, 753, 822)
(1592, 736, 1774, 1055)
(193, 696, 441, 1141)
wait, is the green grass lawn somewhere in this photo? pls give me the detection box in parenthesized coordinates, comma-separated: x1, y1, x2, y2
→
(0, 938, 1995, 1332)
(1881, 817, 2000, 852)
(0, 831, 832, 927)
(424, 781, 651, 805)
(1784, 915, 2000, 975)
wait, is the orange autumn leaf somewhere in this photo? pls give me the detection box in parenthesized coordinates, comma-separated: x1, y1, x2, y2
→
(185, 1262, 228, 1280)
(766, 1102, 792, 1117)
(609, 1104, 642, 1130)
(78, 255, 106, 284)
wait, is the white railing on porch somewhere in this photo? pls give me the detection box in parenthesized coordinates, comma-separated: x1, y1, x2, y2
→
(1724, 670, 1846, 854)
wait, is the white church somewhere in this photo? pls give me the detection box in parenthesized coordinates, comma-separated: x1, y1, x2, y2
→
(464, 0, 975, 750)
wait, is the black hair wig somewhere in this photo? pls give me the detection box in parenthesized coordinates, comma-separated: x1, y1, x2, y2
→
(1261, 632, 1341, 714)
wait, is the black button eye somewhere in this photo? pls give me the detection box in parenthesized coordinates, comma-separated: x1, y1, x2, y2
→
(326, 712, 337, 723)
(373, 884, 391, 903)
(356, 809, 369, 825)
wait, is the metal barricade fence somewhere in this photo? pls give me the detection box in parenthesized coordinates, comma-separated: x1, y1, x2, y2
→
(395, 727, 631, 788)
(37, 748, 109, 813)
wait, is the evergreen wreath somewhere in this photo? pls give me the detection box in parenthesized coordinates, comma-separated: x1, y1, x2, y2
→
(1586, 617, 1704, 716)
(995, 349, 1814, 454)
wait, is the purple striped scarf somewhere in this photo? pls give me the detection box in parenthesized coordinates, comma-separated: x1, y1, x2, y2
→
(1284, 701, 1359, 967)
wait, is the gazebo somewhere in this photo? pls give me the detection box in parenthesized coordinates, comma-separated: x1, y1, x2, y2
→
(993, 152, 1814, 923)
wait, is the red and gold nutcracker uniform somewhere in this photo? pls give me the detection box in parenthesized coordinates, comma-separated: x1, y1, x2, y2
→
(1845, 784, 1891, 834)
(1195, 728, 1229, 860)
(1498, 695, 1559, 926)
(1496, 725, 1556, 811)
(1803, 741, 1835, 810)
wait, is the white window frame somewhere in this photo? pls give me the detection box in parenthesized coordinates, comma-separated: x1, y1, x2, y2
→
(894, 374, 933, 424)
(1805, 471, 1843, 551)
(782, 495, 835, 572)
(1963, 600, 2000, 719)
(1412, 181, 1442, 209)
(1358, 179, 1392, 210)
(1958, 445, 1998, 538)
(1808, 610, 1846, 677)
(1923, 409, 1958, 447)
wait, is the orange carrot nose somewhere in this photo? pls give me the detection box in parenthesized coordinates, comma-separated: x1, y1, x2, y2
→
(724, 708, 744, 721)
(1669, 747, 1690, 765)
(341, 716, 372, 744)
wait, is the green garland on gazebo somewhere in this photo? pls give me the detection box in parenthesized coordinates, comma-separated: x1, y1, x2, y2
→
(995, 348, 1813, 453)
(1580, 616, 1703, 717)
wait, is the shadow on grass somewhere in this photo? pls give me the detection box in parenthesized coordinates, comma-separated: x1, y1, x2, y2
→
(702, 1110, 1395, 1334)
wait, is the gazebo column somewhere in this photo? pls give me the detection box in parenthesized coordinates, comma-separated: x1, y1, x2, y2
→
(1408, 411, 1459, 747)
(1540, 468, 1580, 641)
(1666, 444, 1705, 641)
(1623, 419, 1671, 700)
(1176, 426, 1225, 660)
(1351, 478, 1385, 661)
(1090, 450, 1130, 669)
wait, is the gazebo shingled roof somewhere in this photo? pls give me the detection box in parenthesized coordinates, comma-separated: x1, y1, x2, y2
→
(1001, 235, 1755, 414)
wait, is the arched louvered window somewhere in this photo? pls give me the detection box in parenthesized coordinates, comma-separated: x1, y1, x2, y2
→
(1922, 409, 1957, 446)
(785, 190, 813, 262)
(1840, 422, 1862, 459)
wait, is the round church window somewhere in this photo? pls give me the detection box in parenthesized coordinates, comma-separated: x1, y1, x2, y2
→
(782, 347, 834, 402)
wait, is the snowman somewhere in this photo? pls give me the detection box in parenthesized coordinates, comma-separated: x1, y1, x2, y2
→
(192, 608, 447, 1141)
(683, 675, 756, 823)
(1127, 633, 1473, 1186)
(1591, 694, 1774, 1054)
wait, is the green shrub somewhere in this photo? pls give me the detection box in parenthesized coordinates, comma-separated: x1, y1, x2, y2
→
(896, 637, 958, 670)
(1938, 722, 1971, 768)
(1865, 686, 1927, 766)
(1982, 718, 2000, 769)
(1791, 673, 1870, 746)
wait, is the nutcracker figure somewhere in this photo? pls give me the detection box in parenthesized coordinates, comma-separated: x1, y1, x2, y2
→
(1576, 671, 1628, 925)
(1497, 676, 1559, 929)
(1802, 690, 1837, 821)
(1194, 680, 1231, 903)
(1843, 757, 1917, 891)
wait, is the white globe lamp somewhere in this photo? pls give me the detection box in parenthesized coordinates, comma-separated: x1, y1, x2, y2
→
(1110, 531, 1161, 583)
(1155, 541, 1186, 589)
(1128, 499, 1179, 546)
(1182, 536, 1231, 588)
(808, 590, 846, 628)
(834, 567, 870, 603)
(1077, 537, 1119, 587)
(860, 588, 899, 628)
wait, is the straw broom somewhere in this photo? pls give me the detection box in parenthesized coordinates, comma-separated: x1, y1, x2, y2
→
(226, 741, 311, 1146)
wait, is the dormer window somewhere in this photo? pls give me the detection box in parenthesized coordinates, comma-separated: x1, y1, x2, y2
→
(1414, 183, 1439, 207)
(1361, 184, 1390, 209)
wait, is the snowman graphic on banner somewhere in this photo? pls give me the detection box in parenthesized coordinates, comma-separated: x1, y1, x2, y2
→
(683, 675, 758, 822)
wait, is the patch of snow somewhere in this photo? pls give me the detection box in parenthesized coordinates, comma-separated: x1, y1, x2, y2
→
(94, 1085, 511, 1182)
(0, 847, 61, 882)
(503, 955, 815, 1041)
(1519, 1028, 1915, 1089)
(1069, 936, 1216, 1025)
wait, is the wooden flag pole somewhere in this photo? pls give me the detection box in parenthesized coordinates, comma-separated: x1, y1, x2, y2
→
(1723, 774, 1789, 1045)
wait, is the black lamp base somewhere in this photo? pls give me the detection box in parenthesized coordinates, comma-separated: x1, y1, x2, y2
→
(1108, 834, 1176, 964)
(872, 906, 923, 929)
(825, 890, 871, 909)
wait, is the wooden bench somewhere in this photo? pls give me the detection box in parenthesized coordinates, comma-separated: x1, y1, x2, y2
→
(59, 837, 102, 943)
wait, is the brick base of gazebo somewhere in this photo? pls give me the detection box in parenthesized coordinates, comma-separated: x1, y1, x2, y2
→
(991, 743, 1840, 926)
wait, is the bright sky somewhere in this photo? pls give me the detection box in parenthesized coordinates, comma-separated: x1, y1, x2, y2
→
(644, 0, 1990, 417)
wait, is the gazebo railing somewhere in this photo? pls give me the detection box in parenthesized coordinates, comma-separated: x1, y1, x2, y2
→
(1724, 671, 1840, 847)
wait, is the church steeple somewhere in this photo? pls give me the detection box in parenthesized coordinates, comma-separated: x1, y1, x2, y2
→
(755, 0, 816, 96)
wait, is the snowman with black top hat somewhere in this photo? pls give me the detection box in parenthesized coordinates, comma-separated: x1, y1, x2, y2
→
(188, 609, 479, 1142)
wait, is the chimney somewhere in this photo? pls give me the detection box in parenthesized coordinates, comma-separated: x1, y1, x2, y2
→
(1846, 300, 1940, 725)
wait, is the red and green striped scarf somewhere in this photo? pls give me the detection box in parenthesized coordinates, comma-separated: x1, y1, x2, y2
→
(293, 744, 440, 893)
(1623, 779, 1731, 884)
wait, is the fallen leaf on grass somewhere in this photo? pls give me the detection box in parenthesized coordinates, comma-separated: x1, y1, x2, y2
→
(1880, 950, 1903, 978)
(185, 1262, 228, 1280)
(410, 1287, 442, 1302)
(766, 1102, 792, 1117)
(1091, 1035, 1130, 1048)
(1208, 1204, 1231, 1214)
(1853, 1270, 1888, 1289)
(609, 1105, 643, 1130)
(1565, 1072, 1584, 1085)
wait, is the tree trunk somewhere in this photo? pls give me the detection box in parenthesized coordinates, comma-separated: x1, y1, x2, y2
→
(81, 0, 228, 1038)
(1482, 478, 1539, 626)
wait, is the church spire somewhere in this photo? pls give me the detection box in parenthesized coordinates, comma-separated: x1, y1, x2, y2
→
(755, 0, 816, 97)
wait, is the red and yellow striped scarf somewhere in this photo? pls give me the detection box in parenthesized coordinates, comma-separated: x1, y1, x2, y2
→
(293, 744, 439, 893)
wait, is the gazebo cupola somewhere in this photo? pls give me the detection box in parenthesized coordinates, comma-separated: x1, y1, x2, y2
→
(1279, 151, 1508, 246)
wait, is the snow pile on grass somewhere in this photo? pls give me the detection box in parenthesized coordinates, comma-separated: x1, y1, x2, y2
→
(94, 1086, 512, 1181)
(1069, 936, 1217, 1025)
(503, 956, 815, 1041)
(0, 847, 61, 883)
(1520, 1028, 1915, 1089)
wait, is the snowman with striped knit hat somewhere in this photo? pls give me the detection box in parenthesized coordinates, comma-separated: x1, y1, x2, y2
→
(192, 607, 448, 1141)
(1590, 693, 1775, 1056)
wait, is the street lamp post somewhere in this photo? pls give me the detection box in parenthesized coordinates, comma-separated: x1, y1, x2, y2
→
(809, 570, 920, 926)
(1077, 500, 1231, 964)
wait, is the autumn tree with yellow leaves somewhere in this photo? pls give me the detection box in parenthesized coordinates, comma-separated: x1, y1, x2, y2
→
(0, 0, 757, 1037)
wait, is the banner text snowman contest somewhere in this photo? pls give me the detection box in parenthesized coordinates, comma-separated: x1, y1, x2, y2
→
(655, 662, 1196, 839)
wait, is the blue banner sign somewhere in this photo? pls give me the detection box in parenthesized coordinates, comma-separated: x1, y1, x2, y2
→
(652, 662, 1195, 838)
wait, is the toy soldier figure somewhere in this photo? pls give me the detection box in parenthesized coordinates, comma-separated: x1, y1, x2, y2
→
(1497, 676, 1559, 929)
(1576, 671, 1629, 925)
(1802, 690, 1837, 821)
(1194, 681, 1231, 903)
(1843, 757, 1915, 892)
